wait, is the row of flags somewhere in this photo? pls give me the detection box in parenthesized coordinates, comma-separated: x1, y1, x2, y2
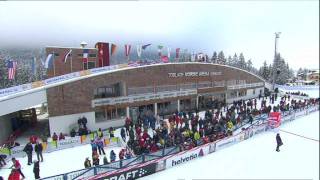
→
(44, 43, 183, 70)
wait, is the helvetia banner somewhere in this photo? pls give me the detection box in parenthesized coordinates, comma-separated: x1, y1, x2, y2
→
(165, 146, 209, 169)
(95, 163, 157, 180)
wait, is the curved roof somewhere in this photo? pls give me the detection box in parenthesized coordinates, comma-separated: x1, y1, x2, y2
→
(0, 62, 265, 102)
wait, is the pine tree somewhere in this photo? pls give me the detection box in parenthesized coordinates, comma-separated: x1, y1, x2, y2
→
(232, 53, 238, 67)
(211, 51, 218, 64)
(226, 55, 232, 66)
(239, 53, 246, 69)
(246, 59, 253, 72)
(217, 51, 226, 64)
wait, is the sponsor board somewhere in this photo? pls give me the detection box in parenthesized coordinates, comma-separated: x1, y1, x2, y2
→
(235, 132, 245, 142)
(10, 146, 26, 158)
(165, 146, 209, 169)
(209, 142, 216, 153)
(92, 89, 197, 107)
(66, 168, 94, 180)
(44, 72, 80, 85)
(252, 124, 267, 136)
(32, 81, 45, 88)
(156, 160, 166, 172)
(90, 65, 118, 75)
(57, 137, 81, 150)
(0, 83, 32, 97)
(95, 163, 157, 180)
(41, 175, 64, 180)
(215, 137, 237, 151)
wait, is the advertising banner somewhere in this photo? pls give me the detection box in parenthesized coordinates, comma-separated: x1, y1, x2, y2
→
(215, 136, 237, 151)
(44, 141, 58, 153)
(57, 137, 81, 150)
(44, 72, 80, 85)
(252, 124, 267, 136)
(165, 146, 209, 169)
(0, 83, 32, 97)
(209, 142, 216, 153)
(66, 168, 94, 180)
(95, 163, 157, 180)
(268, 112, 281, 128)
(10, 146, 26, 158)
(40, 175, 64, 180)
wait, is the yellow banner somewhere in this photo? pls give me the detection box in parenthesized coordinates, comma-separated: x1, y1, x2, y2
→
(79, 70, 91, 76)
(32, 81, 45, 88)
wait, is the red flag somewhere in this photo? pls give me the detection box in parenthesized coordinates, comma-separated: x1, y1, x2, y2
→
(176, 48, 180, 58)
(95, 42, 110, 67)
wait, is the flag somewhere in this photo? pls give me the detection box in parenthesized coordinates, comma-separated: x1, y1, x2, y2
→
(111, 44, 117, 56)
(136, 45, 142, 58)
(167, 47, 171, 59)
(95, 42, 110, 67)
(161, 56, 169, 63)
(7, 60, 17, 80)
(31, 57, 37, 75)
(45, 54, 54, 69)
(125, 44, 131, 56)
(158, 45, 163, 56)
(83, 49, 89, 63)
(63, 49, 72, 63)
(142, 44, 151, 50)
(176, 48, 180, 58)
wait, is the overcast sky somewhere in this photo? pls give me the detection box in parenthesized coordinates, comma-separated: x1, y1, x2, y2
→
(0, 1, 318, 70)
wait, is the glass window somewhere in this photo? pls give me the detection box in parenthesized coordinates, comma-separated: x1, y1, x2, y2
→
(95, 111, 106, 123)
(89, 54, 97, 58)
(83, 61, 95, 70)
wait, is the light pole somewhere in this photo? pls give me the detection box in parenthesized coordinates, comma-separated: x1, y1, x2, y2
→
(272, 32, 281, 91)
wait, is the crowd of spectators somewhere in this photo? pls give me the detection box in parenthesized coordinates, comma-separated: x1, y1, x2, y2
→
(123, 93, 319, 156)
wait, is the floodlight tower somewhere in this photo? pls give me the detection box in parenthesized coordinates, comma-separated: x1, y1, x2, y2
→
(272, 32, 281, 91)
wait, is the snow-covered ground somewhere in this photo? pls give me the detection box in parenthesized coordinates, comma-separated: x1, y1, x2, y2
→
(0, 88, 318, 179)
(141, 111, 319, 180)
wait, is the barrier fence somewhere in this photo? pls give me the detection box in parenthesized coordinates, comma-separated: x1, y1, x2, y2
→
(38, 104, 319, 180)
(0, 132, 120, 163)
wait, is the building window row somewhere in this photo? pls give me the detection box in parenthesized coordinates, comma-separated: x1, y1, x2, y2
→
(95, 107, 126, 122)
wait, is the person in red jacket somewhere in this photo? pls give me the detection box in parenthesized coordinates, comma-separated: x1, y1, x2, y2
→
(8, 169, 20, 180)
(29, 135, 38, 144)
(119, 149, 125, 160)
(142, 130, 149, 141)
(10, 158, 25, 179)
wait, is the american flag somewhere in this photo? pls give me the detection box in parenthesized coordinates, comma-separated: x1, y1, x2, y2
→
(7, 60, 17, 80)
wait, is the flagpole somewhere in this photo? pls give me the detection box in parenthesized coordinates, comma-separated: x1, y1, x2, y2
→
(70, 49, 72, 72)
(70, 49, 73, 72)
(53, 51, 56, 76)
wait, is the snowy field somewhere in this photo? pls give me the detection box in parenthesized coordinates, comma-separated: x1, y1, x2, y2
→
(141, 111, 319, 180)
(0, 88, 319, 179)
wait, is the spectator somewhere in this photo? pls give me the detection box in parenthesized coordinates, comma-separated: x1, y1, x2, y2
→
(110, 150, 116, 162)
(121, 128, 126, 142)
(29, 135, 38, 144)
(33, 160, 40, 179)
(92, 152, 100, 166)
(52, 132, 58, 141)
(23, 142, 33, 165)
(58, 133, 65, 140)
(70, 129, 76, 137)
(35, 142, 43, 162)
(8, 169, 20, 180)
(97, 128, 103, 138)
(0, 154, 6, 167)
(96, 137, 106, 155)
(84, 158, 91, 168)
(103, 156, 109, 165)
(11, 158, 25, 179)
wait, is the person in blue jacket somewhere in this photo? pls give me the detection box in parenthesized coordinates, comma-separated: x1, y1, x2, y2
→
(110, 150, 116, 162)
